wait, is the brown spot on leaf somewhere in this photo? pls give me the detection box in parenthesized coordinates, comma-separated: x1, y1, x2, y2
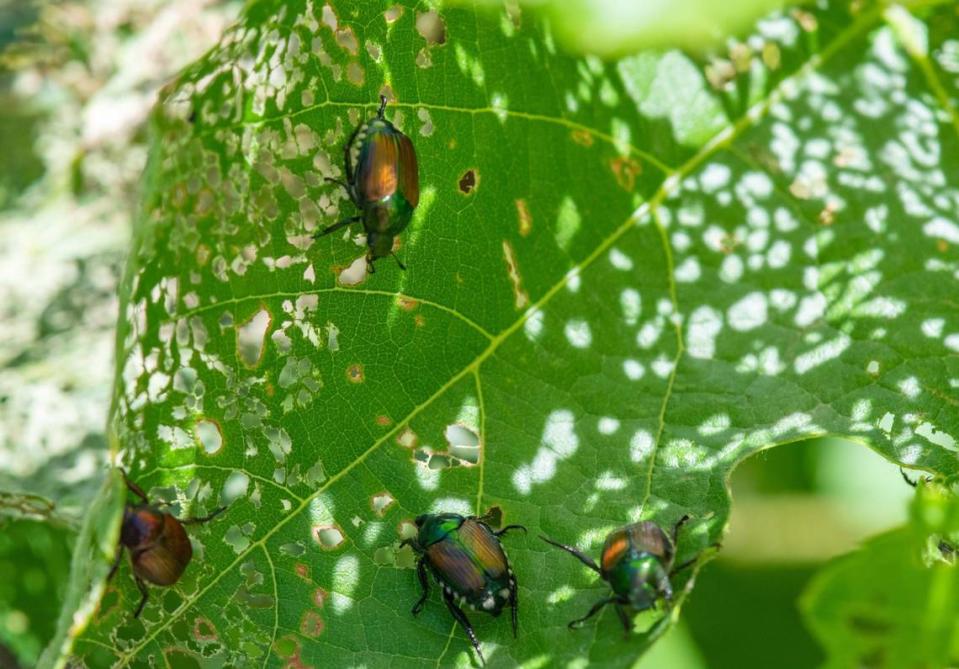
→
(610, 156, 642, 192)
(346, 363, 365, 383)
(313, 587, 328, 608)
(516, 199, 532, 237)
(300, 611, 325, 638)
(193, 617, 217, 642)
(571, 129, 594, 147)
(502, 240, 529, 309)
(295, 563, 311, 581)
(938, 239, 949, 253)
(397, 297, 419, 311)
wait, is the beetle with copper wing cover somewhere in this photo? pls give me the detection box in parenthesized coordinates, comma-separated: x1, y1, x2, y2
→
(108, 469, 228, 618)
(540, 517, 700, 634)
(316, 95, 420, 271)
(401, 512, 526, 665)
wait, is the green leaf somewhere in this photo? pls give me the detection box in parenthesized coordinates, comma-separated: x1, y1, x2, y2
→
(52, 0, 959, 666)
(0, 519, 75, 667)
(802, 478, 959, 667)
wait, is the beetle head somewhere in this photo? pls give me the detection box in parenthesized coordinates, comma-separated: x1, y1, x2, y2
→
(367, 232, 394, 261)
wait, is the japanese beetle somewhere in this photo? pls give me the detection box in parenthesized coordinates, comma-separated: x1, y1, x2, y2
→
(317, 95, 419, 272)
(401, 512, 526, 665)
(108, 469, 227, 618)
(541, 516, 697, 633)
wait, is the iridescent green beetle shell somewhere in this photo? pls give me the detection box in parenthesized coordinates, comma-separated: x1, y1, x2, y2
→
(415, 513, 514, 614)
(601, 521, 673, 609)
(347, 113, 419, 259)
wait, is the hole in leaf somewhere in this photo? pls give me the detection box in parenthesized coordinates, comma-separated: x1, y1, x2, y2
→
(416, 10, 446, 45)
(483, 505, 503, 528)
(371, 492, 395, 517)
(398, 521, 417, 540)
(346, 61, 364, 86)
(221, 471, 249, 504)
(236, 308, 271, 367)
(279, 542, 306, 557)
(321, 3, 337, 30)
(458, 169, 478, 194)
(195, 419, 223, 455)
(396, 427, 418, 448)
(164, 650, 201, 669)
(336, 27, 359, 55)
(313, 525, 346, 550)
(445, 423, 481, 465)
(338, 255, 368, 285)
(384, 5, 403, 24)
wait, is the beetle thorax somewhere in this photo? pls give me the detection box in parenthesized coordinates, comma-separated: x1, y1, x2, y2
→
(624, 554, 670, 610)
(121, 505, 164, 549)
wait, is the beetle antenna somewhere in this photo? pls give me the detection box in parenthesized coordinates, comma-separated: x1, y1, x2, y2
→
(392, 252, 407, 270)
(377, 94, 388, 118)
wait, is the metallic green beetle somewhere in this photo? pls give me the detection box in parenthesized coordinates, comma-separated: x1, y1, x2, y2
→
(316, 95, 419, 271)
(541, 516, 696, 633)
(402, 512, 526, 665)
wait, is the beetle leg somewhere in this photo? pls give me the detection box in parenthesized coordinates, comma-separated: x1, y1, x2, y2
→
(509, 575, 519, 638)
(901, 468, 918, 488)
(119, 468, 149, 505)
(614, 603, 633, 637)
(180, 505, 228, 526)
(133, 576, 150, 619)
(539, 535, 601, 574)
(314, 216, 362, 239)
(377, 94, 388, 119)
(671, 542, 721, 576)
(411, 558, 430, 616)
(568, 596, 619, 630)
(494, 524, 527, 538)
(391, 252, 407, 271)
(442, 588, 485, 666)
(107, 546, 123, 581)
(671, 514, 690, 546)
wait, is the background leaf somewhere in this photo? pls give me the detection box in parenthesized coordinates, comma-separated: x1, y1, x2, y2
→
(51, 0, 959, 666)
(802, 478, 959, 668)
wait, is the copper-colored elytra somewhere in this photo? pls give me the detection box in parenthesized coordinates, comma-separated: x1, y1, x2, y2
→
(601, 531, 629, 573)
(362, 133, 399, 201)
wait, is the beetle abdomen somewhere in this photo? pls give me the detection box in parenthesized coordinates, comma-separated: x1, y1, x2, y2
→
(131, 514, 193, 585)
(424, 518, 512, 613)
(354, 120, 419, 209)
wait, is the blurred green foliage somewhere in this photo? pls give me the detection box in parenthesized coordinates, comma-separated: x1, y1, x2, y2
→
(0, 520, 74, 666)
(462, 0, 794, 57)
